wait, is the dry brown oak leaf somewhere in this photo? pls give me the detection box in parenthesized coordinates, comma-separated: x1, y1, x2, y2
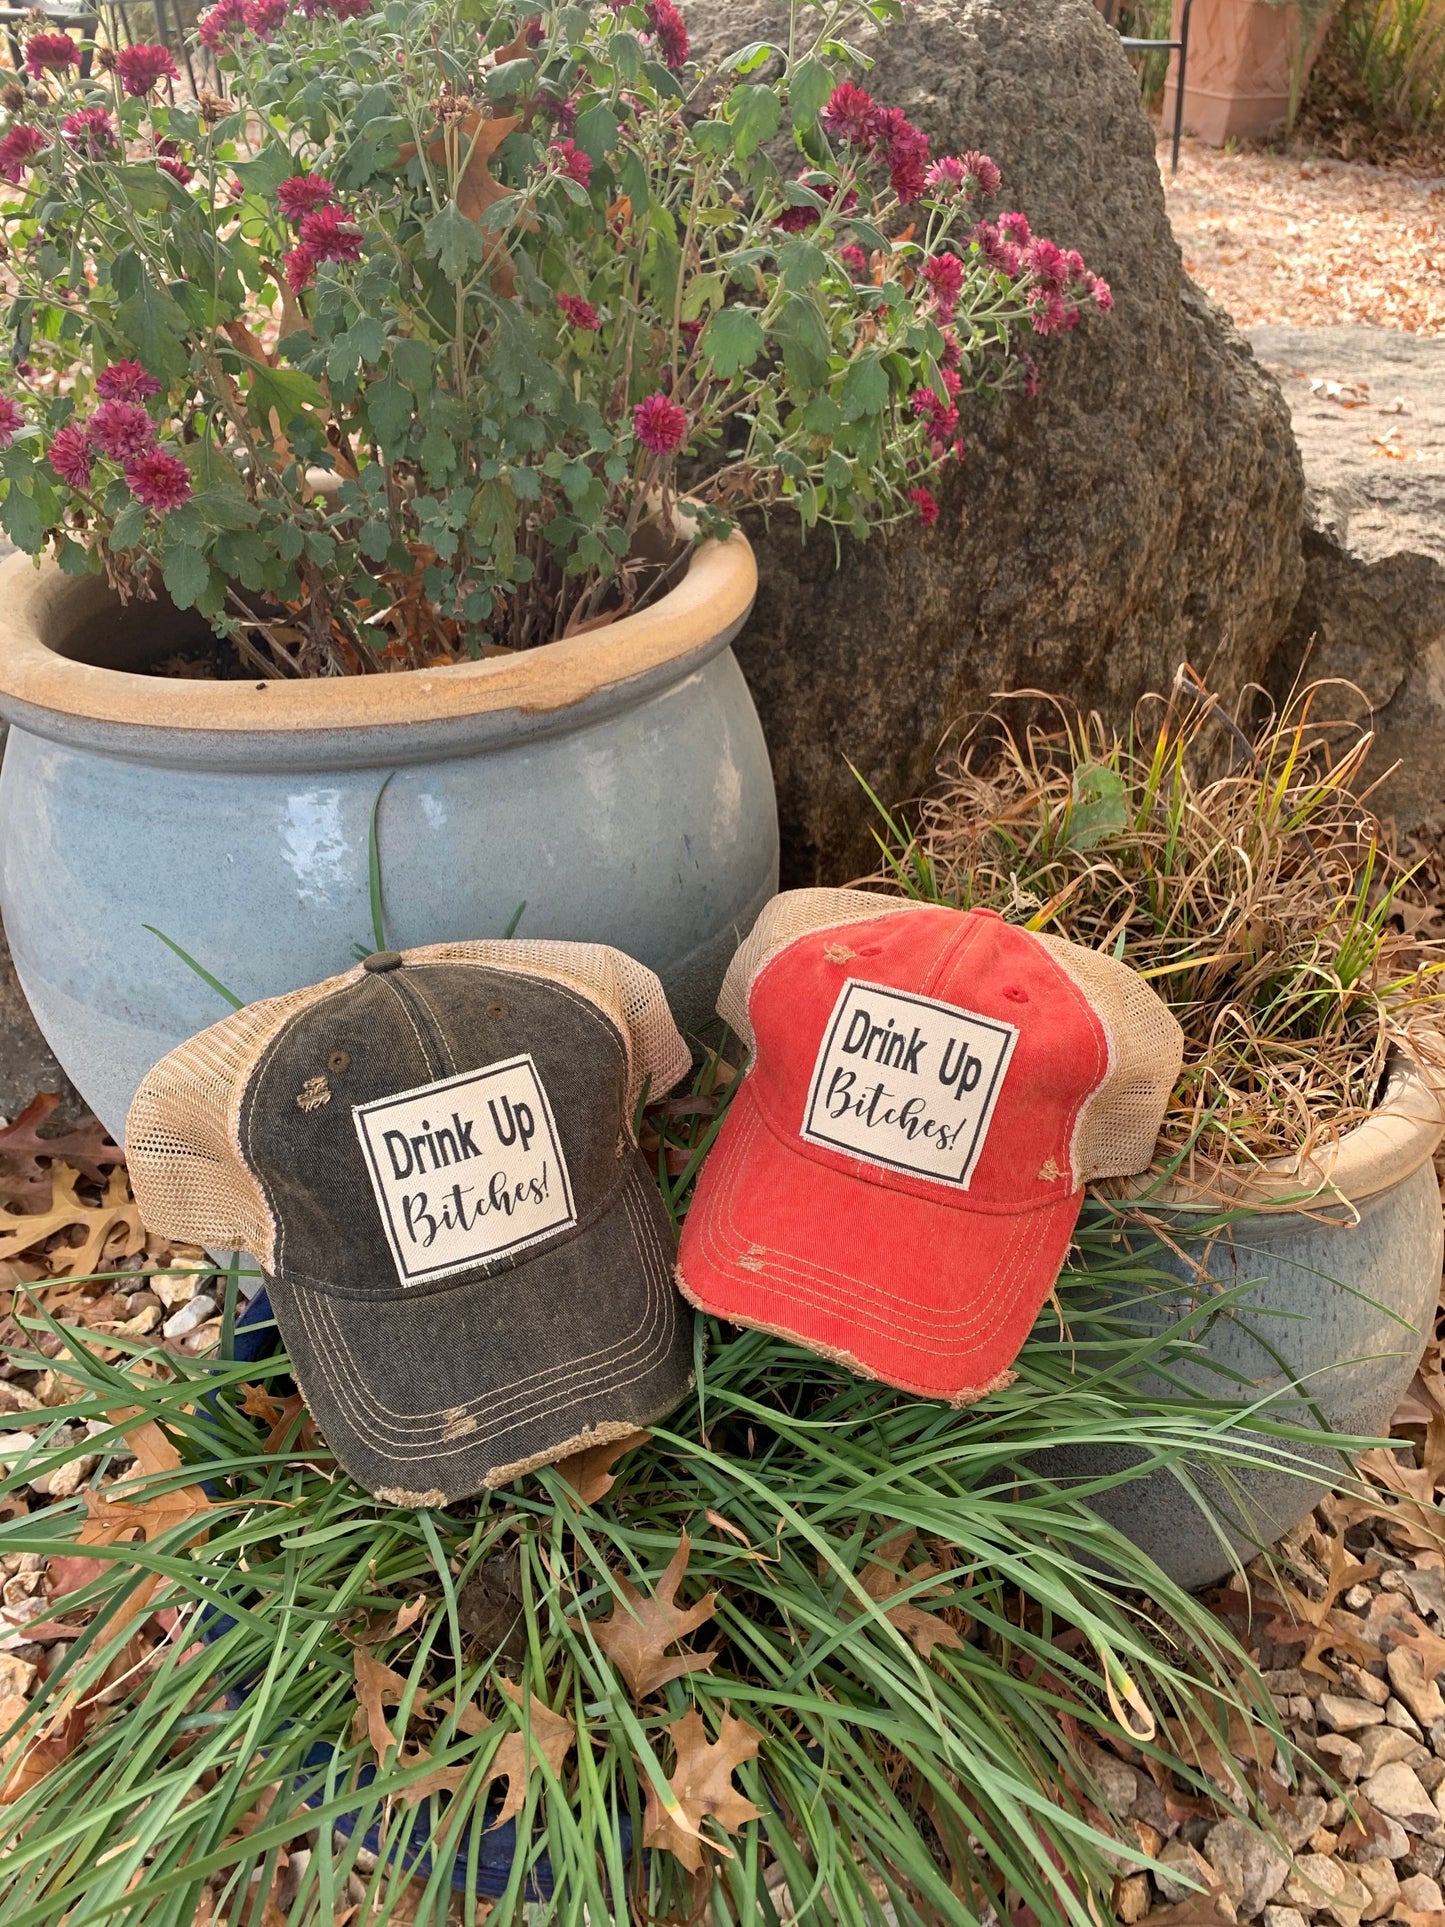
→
(482, 1679, 575, 1827)
(590, 1530, 718, 1700)
(394, 112, 522, 294)
(554, 1428, 649, 1506)
(643, 1709, 763, 1873)
(0, 1093, 125, 1186)
(855, 1528, 967, 1661)
(0, 1164, 145, 1280)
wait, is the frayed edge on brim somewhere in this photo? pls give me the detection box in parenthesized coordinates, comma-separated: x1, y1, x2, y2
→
(674, 1262, 1017, 1407)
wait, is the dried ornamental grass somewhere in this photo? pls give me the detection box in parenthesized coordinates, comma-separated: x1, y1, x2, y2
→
(869, 675, 1445, 1190)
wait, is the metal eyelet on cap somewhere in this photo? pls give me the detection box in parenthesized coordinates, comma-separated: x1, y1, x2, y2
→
(328, 1050, 351, 1073)
(362, 951, 403, 973)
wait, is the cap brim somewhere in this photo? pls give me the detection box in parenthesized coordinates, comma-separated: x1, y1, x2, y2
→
(676, 1081, 1080, 1403)
(267, 1157, 693, 1505)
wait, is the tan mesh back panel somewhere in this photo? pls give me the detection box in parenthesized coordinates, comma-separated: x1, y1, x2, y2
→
(1031, 932, 1183, 1182)
(720, 890, 1183, 1182)
(718, 889, 917, 1050)
(127, 969, 362, 1270)
(126, 941, 690, 1265)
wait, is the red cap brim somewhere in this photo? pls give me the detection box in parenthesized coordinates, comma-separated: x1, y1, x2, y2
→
(676, 1081, 1082, 1402)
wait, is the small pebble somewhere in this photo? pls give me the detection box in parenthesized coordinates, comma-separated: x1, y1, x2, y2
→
(149, 1269, 206, 1310)
(1115, 1871, 1149, 1922)
(0, 1653, 36, 1697)
(0, 1431, 38, 1466)
(162, 1294, 217, 1340)
(30, 1453, 97, 1499)
(1398, 1873, 1444, 1912)
(1315, 1733, 1365, 1781)
(1388, 1698, 1426, 1739)
(1319, 1693, 1388, 1732)
(1346, 1584, 1375, 1610)
(1264, 1910, 1307, 1927)
(1341, 1664, 1391, 1708)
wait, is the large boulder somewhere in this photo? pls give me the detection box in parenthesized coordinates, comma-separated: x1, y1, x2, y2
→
(685, 0, 1306, 884)
(1251, 324, 1445, 831)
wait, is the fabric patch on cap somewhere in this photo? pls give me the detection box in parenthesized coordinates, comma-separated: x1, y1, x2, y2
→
(800, 979, 1018, 1190)
(353, 1056, 576, 1285)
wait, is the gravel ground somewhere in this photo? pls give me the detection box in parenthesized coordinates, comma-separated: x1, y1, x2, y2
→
(1161, 137, 1445, 337)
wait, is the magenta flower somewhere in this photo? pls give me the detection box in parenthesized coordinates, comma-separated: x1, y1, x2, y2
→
(284, 245, 317, 290)
(920, 252, 965, 313)
(48, 424, 92, 489)
(1029, 288, 1070, 336)
(96, 361, 162, 402)
(0, 125, 48, 184)
(330, 0, 371, 18)
(840, 244, 869, 277)
(1092, 277, 1114, 313)
(540, 93, 577, 134)
(197, 0, 247, 46)
(907, 486, 938, 526)
(960, 150, 1001, 196)
(123, 447, 192, 513)
(1024, 237, 1067, 291)
(23, 30, 79, 78)
(115, 43, 179, 96)
(157, 154, 193, 186)
(643, 0, 688, 67)
(822, 82, 877, 147)
(999, 212, 1031, 246)
(925, 156, 966, 194)
(549, 138, 592, 187)
(243, 0, 288, 33)
(911, 387, 959, 454)
(774, 204, 818, 234)
(556, 292, 600, 331)
(62, 107, 117, 155)
(297, 204, 363, 265)
(870, 107, 930, 202)
(1023, 355, 1040, 400)
(89, 400, 157, 461)
(633, 392, 688, 457)
(276, 173, 335, 221)
(974, 221, 1021, 279)
(0, 395, 23, 449)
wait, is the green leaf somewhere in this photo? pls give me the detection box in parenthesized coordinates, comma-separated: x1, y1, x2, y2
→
(573, 100, 620, 165)
(719, 40, 778, 74)
(839, 353, 889, 421)
(109, 165, 180, 217)
(802, 393, 842, 435)
(162, 543, 211, 610)
(1065, 764, 1130, 852)
(424, 201, 489, 282)
(116, 278, 190, 383)
(391, 339, 435, 390)
(610, 29, 643, 81)
(789, 56, 834, 130)
(702, 307, 765, 379)
(727, 84, 781, 160)
(773, 294, 830, 390)
(0, 484, 44, 553)
(247, 364, 325, 430)
(777, 237, 827, 291)
(231, 147, 294, 195)
(364, 372, 413, 451)
(109, 499, 147, 551)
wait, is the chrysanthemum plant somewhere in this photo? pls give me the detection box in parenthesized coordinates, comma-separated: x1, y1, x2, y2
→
(0, 0, 1109, 675)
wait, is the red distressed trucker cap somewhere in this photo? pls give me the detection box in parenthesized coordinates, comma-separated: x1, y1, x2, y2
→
(676, 892, 1183, 1402)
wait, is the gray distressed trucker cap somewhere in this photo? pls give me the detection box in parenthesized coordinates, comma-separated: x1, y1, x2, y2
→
(126, 941, 695, 1505)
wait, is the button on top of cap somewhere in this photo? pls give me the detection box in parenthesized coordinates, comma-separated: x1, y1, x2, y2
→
(362, 950, 404, 973)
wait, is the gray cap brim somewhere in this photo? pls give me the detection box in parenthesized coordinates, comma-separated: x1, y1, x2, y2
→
(266, 1155, 693, 1505)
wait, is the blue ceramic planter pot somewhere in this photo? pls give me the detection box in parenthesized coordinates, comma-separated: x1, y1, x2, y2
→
(0, 536, 777, 1137)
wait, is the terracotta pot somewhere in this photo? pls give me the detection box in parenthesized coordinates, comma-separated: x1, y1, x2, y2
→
(1162, 0, 1337, 144)
(0, 535, 778, 1136)
(1033, 1052, 1445, 1590)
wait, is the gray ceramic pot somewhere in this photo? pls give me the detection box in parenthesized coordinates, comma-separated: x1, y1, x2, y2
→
(0, 536, 778, 1137)
(1035, 1056, 1444, 1590)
